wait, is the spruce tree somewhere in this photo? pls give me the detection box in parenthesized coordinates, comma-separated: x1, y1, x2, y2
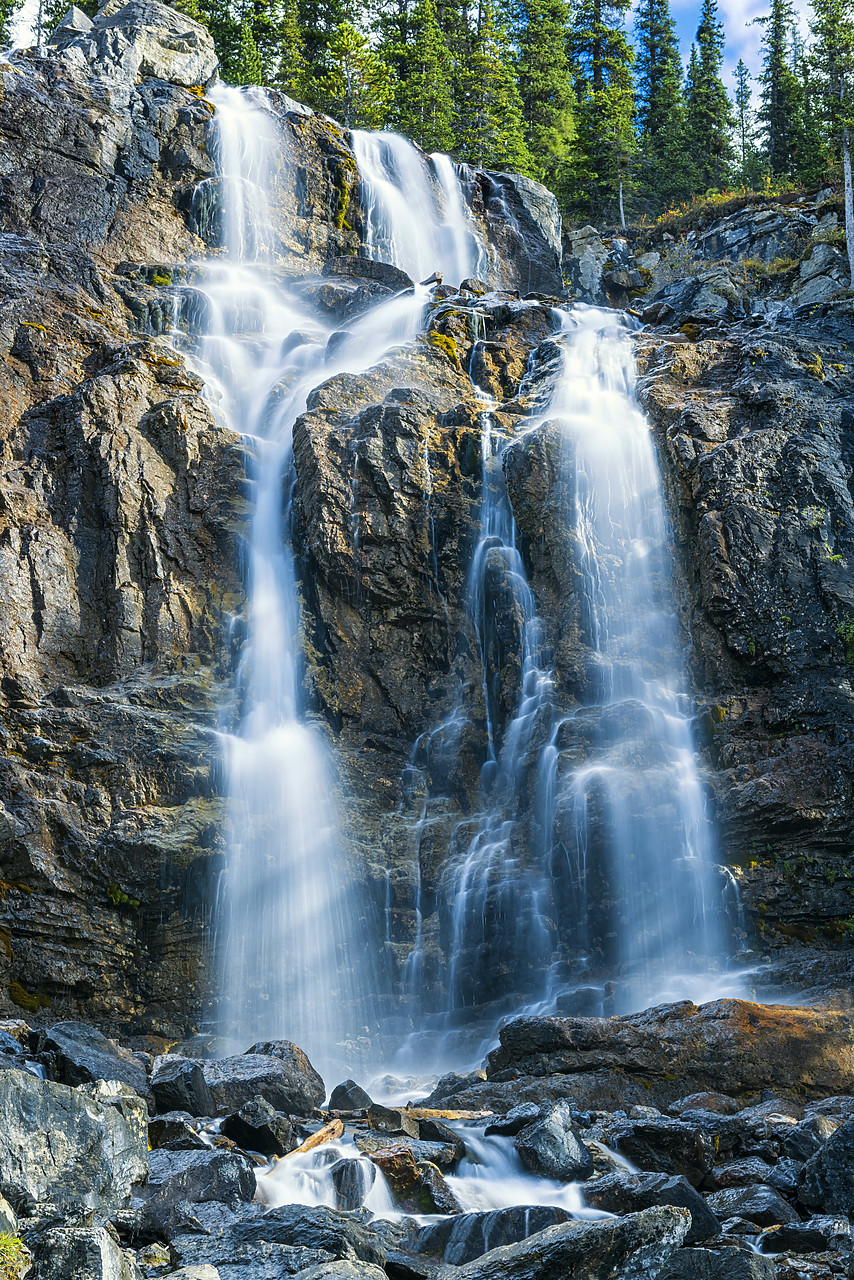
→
(633, 0, 694, 210)
(236, 18, 266, 84)
(508, 0, 575, 192)
(393, 0, 456, 152)
(316, 20, 395, 127)
(756, 0, 802, 175)
(810, 0, 854, 287)
(456, 0, 533, 172)
(566, 0, 636, 223)
(276, 0, 309, 98)
(685, 0, 735, 191)
(297, 0, 353, 90)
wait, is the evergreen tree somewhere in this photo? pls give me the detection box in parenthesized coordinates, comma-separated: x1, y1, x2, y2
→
(756, 0, 802, 175)
(316, 20, 394, 126)
(456, 0, 533, 172)
(392, 0, 455, 152)
(794, 44, 829, 187)
(276, 0, 309, 98)
(236, 17, 266, 84)
(566, 0, 635, 223)
(685, 0, 735, 190)
(810, 0, 854, 287)
(508, 0, 575, 192)
(633, 0, 694, 209)
(297, 0, 353, 90)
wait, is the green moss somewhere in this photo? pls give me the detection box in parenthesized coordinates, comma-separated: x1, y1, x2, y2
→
(427, 330, 460, 367)
(107, 883, 141, 912)
(8, 981, 51, 1013)
(837, 616, 854, 663)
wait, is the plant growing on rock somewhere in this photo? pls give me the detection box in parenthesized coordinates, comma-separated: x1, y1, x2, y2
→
(0, 1234, 28, 1280)
(810, 0, 854, 289)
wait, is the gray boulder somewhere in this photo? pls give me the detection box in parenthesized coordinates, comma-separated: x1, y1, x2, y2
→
(221, 1096, 295, 1157)
(610, 1119, 717, 1188)
(48, 4, 94, 43)
(151, 1057, 215, 1117)
(657, 1247, 774, 1279)
(29, 1226, 141, 1280)
(563, 225, 609, 304)
(328, 1080, 373, 1111)
(413, 1207, 571, 1264)
(480, 171, 563, 295)
(485, 1103, 541, 1137)
(514, 1099, 594, 1181)
(706, 1184, 799, 1227)
(36, 1022, 151, 1101)
(0, 1069, 147, 1221)
(433, 1206, 690, 1280)
(583, 1172, 721, 1245)
(329, 1157, 377, 1211)
(148, 1112, 208, 1150)
(67, 0, 218, 88)
(295, 1266, 387, 1280)
(243, 1040, 326, 1113)
(140, 1147, 256, 1232)
(801, 1114, 854, 1212)
(645, 266, 746, 322)
(791, 242, 849, 307)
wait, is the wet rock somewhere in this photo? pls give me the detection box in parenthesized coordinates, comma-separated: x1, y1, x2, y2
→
(221, 1096, 295, 1157)
(583, 1172, 721, 1245)
(484, 1103, 541, 1136)
(368, 1103, 421, 1139)
(432, 1205, 690, 1280)
(710, 1159, 776, 1190)
(244, 1041, 326, 1113)
(562, 225, 609, 304)
(416, 1162, 462, 1215)
(35, 1021, 151, 1100)
(0, 1068, 147, 1221)
(422, 1073, 487, 1106)
(760, 1215, 851, 1254)
(329, 1081, 373, 1111)
(29, 1226, 140, 1280)
(363, 1144, 459, 1214)
(330, 1157, 377, 1211)
(151, 1058, 215, 1118)
(610, 1120, 716, 1188)
(784, 1115, 840, 1162)
(514, 1100, 594, 1181)
(148, 1112, 207, 1150)
(139, 1147, 255, 1233)
(480, 171, 562, 295)
(657, 1247, 774, 1279)
(706, 1185, 800, 1228)
(323, 257, 413, 293)
(413, 1207, 572, 1264)
(296, 1266, 388, 1280)
(68, 0, 218, 88)
(355, 1130, 461, 1168)
(670, 1095, 741, 1117)
(801, 1117, 854, 1213)
(461, 278, 489, 294)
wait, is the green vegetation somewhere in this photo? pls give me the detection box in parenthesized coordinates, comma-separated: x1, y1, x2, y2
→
(837, 616, 854, 661)
(107, 882, 142, 912)
(0, 1234, 27, 1280)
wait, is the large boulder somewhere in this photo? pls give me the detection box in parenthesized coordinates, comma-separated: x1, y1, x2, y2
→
(413, 1207, 572, 1264)
(583, 1173, 720, 1245)
(514, 1100, 594, 1181)
(562, 225, 609, 304)
(151, 1058, 215, 1117)
(139, 1147, 256, 1232)
(800, 1114, 854, 1212)
(0, 1069, 147, 1221)
(221, 1096, 295, 1157)
(479, 171, 563, 295)
(243, 1041, 325, 1113)
(705, 1184, 799, 1227)
(65, 0, 218, 88)
(29, 1226, 141, 1280)
(432, 1206, 691, 1280)
(657, 1248, 774, 1279)
(329, 1080, 373, 1111)
(610, 1120, 716, 1189)
(35, 1022, 151, 1101)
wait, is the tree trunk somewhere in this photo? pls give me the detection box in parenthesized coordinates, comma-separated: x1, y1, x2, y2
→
(618, 176, 626, 230)
(844, 125, 854, 291)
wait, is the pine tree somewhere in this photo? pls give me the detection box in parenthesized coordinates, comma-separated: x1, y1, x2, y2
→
(756, 0, 802, 175)
(316, 20, 395, 127)
(810, 0, 854, 287)
(508, 0, 575, 192)
(566, 0, 635, 223)
(236, 17, 266, 84)
(298, 0, 353, 90)
(276, 0, 309, 98)
(685, 0, 735, 191)
(456, 0, 533, 172)
(393, 0, 456, 152)
(633, 0, 694, 210)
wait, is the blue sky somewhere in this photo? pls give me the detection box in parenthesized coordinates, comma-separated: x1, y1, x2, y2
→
(657, 0, 811, 81)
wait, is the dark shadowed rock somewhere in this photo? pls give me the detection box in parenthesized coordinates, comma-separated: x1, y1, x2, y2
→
(783, 1114, 839, 1161)
(432, 1206, 691, 1280)
(583, 1173, 721, 1245)
(759, 1214, 850, 1253)
(330, 1156, 377, 1211)
(152, 1058, 215, 1117)
(514, 1100, 594, 1181)
(0, 1068, 147, 1221)
(323, 257, 413, 293)
(221, 1096, 295, 1156)
(329, 1080, 373, 1111)
(29, 1226, 140, 1280)
(610, 1120, 716, 1188)
(148, 1111, 207, 1150)
(413, 1207, 572, 1264)
(485, 1103, 541, 1136)
(36, 1022, 151, 1100)
(657, 1247, 775, 1279)
(706, 1185, 799, 1228)
(244, 1041, 326, 1113)
(800, 1115, 854, 1212)
(140, 1147, 255, 1232)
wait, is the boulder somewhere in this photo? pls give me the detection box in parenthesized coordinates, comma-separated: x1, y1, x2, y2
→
(413, 1207, 572, 1264)
(562, 225, 609, 304)
(70, 0, 218, 88)
(151, 1058, 215, 1117)
(355, 1131, 461, 1169)
(432, 1206, 690, 1280)
(657, 1247, 774, 1279)
(139, 1147, 255, 1232)
(35, 1022, 151, 1100)
(243, 1041, 325, 1114)
(148, 1112, 207, 1150)
(514, 1100, 594, 1181)
(329, 1081, 373, 1111)
(709, 1159, 775, 1190)
(48, 3, 95, 45)
(29, 1227, 140, 1280)
(644, 267, 746, 321)
(760, 1215, 850, 1254)
(329, 1156, 377, 1211)
(0, 1068, 147, 1221)
(801, 1115, 854, 1212)
(368, 1103, 421, 1139)
(323, 258, 413, 293)
(610, 1120, 716, 1188)
(296, 1267, 388, 1280)
(484, 1103, 541, 1136)
(169, 1270, 222, 1280)
(480, 171, 563, 295)
(364, 1144, 459, 1214)
(0, 1192, 16, 1234)
(783, 1114, 839, 1161)
(583, 1173, 721, 1245)
(706, 1185, 799, 1228)
(221, 1096, 295, 1157)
